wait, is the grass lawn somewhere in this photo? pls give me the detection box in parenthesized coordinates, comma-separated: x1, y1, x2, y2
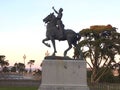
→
(0, 86, 38, 90)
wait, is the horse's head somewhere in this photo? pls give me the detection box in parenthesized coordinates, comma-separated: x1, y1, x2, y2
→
(43, 13, 55, 23)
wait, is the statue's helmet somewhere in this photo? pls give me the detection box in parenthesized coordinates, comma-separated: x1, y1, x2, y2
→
(59, 8, 63, 12)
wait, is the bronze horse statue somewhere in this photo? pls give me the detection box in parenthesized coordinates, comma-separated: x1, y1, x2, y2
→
(42, 13, 81, 57)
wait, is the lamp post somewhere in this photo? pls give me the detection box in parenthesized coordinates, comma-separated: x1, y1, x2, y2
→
(23, 54, 26, 66)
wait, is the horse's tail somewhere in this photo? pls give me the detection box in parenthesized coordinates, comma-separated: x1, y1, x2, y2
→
(72, 33, 81, 47)
(76, 33, 81, 41)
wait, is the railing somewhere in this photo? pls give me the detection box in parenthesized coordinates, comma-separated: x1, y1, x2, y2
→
(89, 83, 120, 90)
(0, 79, 41, 87)
(0, 79, 120, 90)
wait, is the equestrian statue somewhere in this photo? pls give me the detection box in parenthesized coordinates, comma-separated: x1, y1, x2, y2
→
(42, 7, 81, 57)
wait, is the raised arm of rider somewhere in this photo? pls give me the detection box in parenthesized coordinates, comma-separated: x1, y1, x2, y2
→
(52, 7, 58, 14)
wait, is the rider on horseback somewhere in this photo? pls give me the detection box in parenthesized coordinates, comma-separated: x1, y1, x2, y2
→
(52, 7, 65, 39)
(43, 11, 82, 57)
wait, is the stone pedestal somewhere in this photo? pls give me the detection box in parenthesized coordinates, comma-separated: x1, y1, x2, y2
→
(38, 59, 89, 90)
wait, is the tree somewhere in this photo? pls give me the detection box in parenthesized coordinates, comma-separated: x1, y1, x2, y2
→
(11, 66, 17, 72)
(0, 55, 5, 68)
(75, 24, 120, 83)
(14, 63, 25, 73)
(27, 60, 35, 73)
(0, 55, 9, 71)
(2, 66, 9, 73)
(1, 60, 9, 68)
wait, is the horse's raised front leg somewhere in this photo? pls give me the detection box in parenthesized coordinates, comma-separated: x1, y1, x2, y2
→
(50, 37, 57, 56)
(42, 38, 50, 47)
(64, 42, 72, 57)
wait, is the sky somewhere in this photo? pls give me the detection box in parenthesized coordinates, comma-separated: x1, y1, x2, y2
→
(0, 0, 120, 68)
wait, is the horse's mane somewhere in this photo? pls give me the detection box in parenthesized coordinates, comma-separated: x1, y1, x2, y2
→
(51, 13, 56, 20)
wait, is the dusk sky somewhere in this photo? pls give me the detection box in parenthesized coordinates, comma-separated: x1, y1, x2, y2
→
(0, 0, 120, 68)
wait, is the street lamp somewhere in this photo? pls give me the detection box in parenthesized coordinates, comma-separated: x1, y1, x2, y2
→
(23, 54, 26, 66)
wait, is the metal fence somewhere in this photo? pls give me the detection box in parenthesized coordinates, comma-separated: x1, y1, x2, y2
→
(0, 79, 40, 87)
(0, 80, 120, 90)
(89, 83, 120, 90)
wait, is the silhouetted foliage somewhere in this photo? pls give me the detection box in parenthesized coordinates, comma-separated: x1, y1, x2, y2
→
(33, 69, 42, 76)
(28, 60, 35, 73)
(11, 66, 17, 72)
(2, 66, 9, 73)
(14, 63, 25, 73)
(75, 24, 120, 83)
(0, 55, 9, 71)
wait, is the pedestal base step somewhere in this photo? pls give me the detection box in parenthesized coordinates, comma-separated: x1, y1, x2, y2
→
(38, 84, 89, 90)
